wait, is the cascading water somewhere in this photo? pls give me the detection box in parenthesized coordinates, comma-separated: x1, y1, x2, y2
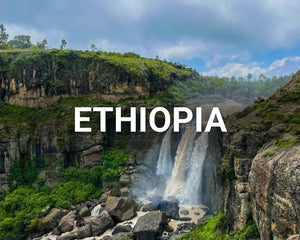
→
(156, 126, 173, 176)
(183, 132, 209, 205)
(164, 125, 196, 202)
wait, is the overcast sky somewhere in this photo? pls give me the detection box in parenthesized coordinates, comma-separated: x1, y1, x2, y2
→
(1, 0, 300, 77)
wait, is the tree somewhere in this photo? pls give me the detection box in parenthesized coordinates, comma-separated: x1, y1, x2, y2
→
(37, 38, 48, 49)
(259, 74, 267, 81)
(246, 73, 253, 81)
(8, 35, 32, 49)
(90, 43, 97, 51)
(0, 24, 9, 45)
(60, 39, 67, 50)
(230, 76, 237, 82)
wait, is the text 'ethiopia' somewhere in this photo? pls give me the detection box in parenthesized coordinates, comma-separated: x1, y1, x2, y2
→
(74, 107, 227, 133)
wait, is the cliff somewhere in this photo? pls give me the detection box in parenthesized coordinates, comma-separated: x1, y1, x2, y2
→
(0, 50, 194, 107)
(223, 70, 300, 239)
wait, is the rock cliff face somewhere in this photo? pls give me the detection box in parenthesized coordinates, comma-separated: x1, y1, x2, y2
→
(0, 50, 194, 190)
(0, 50, 192, 107)
(0, 118, 104, 189)
(223, 70, 300, 239)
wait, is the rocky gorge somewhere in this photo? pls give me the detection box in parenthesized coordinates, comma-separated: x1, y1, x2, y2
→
(0, 50, 299, 240)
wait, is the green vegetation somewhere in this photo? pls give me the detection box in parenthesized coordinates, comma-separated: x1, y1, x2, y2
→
(178, 211, 260, 240)
(275, 138, 297, 148)
(221, 154, 235, 182)
(0, 148, 132, 240)
(163, 74, 293, 106)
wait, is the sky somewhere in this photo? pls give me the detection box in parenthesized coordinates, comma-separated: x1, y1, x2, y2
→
(1, 0, 300, 78)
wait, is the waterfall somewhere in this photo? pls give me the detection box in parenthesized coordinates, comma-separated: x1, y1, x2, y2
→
(156, 126, 173, 176)
(183, 132, 209, 205)
(164, 125, 196, 201)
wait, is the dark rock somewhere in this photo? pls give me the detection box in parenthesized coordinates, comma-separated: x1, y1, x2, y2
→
(134, 211, 167, 240)
(78, 206, 90, 218)
(112, 232, 135, 240)
(112, 225, 133, 235)
(105, 196, 137, 222)
(90, 210, 115, 236)
(157, 200, 180, 220)
(140, 203, 157, 212)
(100, 191, 111, 203)
(179, 217, 192, 221)
(180, 210, 189, 216)
(57, 210, 76, 233)
(38, 208, 68, 233)
(176, 222, 196, 233)
(165, 224, 174, 232)
(39, 206, 51, 218)
(120, 187, 130, 197)
(120, 175, 131, 187)
(77, 225, 92, 239)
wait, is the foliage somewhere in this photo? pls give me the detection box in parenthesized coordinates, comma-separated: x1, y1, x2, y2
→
(221, 154, 235, 182)
(7, 156, 45, 190)
(0, 148, 132, 240)
(0, 186, 51, 240)
(0, 24, 9, 45)
(178, 211, 260, 240)
(8, 35, 32, 49)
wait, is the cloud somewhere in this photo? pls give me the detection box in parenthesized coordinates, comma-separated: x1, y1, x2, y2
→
(268, 56, 300, 71)
(203, 56, 300, 77)
(203, 62, 266, 78)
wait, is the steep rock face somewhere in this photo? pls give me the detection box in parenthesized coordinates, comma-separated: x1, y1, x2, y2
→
(223, 70, 300, 239)
(249, 142, 300, 240)
(0, 51, 192, 107)
(0, 119, 103, 189)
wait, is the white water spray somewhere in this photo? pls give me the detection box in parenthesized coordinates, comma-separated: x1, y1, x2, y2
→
(183, 132, 209, 205)
(156, 126, 173, 176)
(164, 125, 196, 201)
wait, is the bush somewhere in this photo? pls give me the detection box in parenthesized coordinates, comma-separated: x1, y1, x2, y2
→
(178, 211, 260, 240)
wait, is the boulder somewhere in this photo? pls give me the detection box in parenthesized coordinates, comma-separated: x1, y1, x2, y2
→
(120, 187, 130, 197)
(78, 206, 90, 218)
(176, 222, 196, 233)
(105, 196, 137, 222)
(134, 211, 167, 240)
(112, 232, 135, 240)
(100, 191, 111, 203)
(120, 175, 130, 187)
(287, 235, 300, 240)
(140, 203, 157, 212)
(76, 225, 92, 239)
(57, 210, 76, 233)
(180, 210, 189, 216)
(112, 225, 133, 235)
(157, 200, 180, 220)
(38, 208, 68, 233)
(179, 217, 192, 221)
(39, 206, 52, 218)
(88, 210, 115, 236)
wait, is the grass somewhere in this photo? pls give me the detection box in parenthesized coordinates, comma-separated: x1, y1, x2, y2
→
(178, 211, 260, 240)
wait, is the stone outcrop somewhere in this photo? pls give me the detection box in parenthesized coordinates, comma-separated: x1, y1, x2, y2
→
(249, 143, 300, 240)
(223, 70, 300, 239)
(0, 51, 192, 108)
(105, 196, 137, 222)
(133, 211, 168, 240)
